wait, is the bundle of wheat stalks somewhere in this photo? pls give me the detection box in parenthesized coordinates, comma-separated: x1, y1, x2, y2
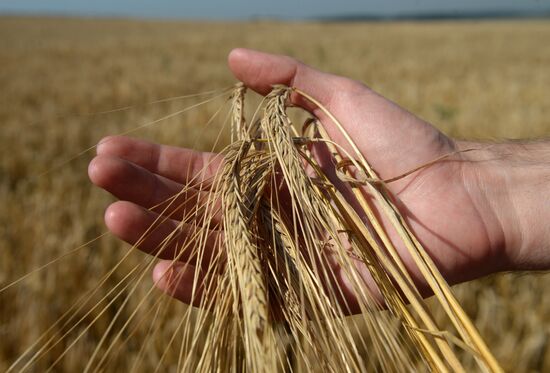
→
(155, 83, 502, 372)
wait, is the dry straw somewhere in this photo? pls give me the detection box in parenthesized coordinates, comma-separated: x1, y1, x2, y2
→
(4, 82, 503, 372)
(158, 83, 503, 372)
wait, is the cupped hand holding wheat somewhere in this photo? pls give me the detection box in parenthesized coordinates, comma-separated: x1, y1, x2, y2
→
(89, 48, 519, 310)
(86, 48, 550, 372)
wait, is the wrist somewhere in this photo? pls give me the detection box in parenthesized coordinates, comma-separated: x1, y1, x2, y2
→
(460, 140, 550, 271)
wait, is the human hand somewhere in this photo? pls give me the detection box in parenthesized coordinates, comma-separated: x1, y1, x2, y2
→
(88, 48, 548, 312)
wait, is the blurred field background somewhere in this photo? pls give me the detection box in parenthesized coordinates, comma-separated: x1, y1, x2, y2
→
(0, 16, 549, 371)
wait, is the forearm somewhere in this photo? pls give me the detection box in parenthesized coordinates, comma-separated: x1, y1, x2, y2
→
(461, 140, 550, 271)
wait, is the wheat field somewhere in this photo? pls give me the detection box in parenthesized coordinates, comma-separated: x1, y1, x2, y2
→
(0, 17, 549, 372)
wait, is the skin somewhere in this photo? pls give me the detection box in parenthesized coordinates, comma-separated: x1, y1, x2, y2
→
(88, 48, 550, 313)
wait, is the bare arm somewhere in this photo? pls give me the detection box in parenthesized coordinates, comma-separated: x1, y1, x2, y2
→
(461, 140, 550, 271)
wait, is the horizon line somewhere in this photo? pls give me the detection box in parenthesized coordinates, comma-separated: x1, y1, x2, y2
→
(1, 8, 549, 22)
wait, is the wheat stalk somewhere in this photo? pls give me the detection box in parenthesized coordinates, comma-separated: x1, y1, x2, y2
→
(7, 81, 504, 372)
(180, 83, 503, 372)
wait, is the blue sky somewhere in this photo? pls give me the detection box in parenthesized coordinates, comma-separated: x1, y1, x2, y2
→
(0, 0, 549, 19)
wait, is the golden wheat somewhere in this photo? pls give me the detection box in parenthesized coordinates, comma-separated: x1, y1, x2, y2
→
(141, 83, 503, 372)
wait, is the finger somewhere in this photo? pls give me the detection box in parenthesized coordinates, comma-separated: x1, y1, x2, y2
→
(89, 155, 221, 223)
(153, 261, 213, 308)
(228, 48, 364, 114)
(228, 48, 444, 180)
(96, 135, 223, 187)
(105, 201, 222, 267)
(227, 48, 372, 155)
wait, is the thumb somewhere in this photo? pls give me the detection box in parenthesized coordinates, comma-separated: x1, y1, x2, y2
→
(227, 48, 361, 113)
(226, 48, 448, 182)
